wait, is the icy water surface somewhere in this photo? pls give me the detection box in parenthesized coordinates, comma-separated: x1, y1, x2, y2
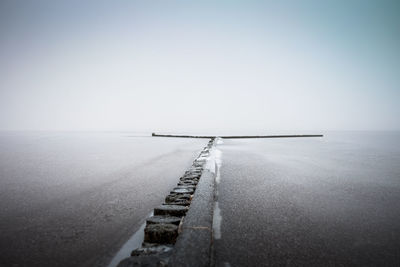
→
(0, 132, 207, 267)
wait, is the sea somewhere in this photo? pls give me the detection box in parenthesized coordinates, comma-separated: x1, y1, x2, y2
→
(0, 131, 399, 266)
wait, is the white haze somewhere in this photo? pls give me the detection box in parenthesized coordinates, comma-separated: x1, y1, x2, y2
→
(0, 1, 399, 133)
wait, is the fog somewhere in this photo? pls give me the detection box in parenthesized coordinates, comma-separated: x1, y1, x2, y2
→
(1, 0, 399, 133)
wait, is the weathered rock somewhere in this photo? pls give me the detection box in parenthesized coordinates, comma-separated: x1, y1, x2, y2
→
(154, 205, 188, 217)
(190, 168, 203, 172)
(181, 174, 200, 179)
(179, 178, 198, 183)
(186, 168, 202, 172)
(184, 172, 202, 177)
(174, 185, 196, 190)
(179, 179, 198, 184)
(164, 195, 192, 205)
(165, 193, 191, 202)
(177, 181, 197, 187)
(190, 164, 203, 170)
(178, 180, 198, 186)
(189, 169, 202, 174)
(191, 166, 205, 172)
(182, 173, 201, 178)
(146, 215, 182, 226)
(192, 165, 203, 169)
(188, 171, 202, 175)
(164, 199, 191, 206)
(131, 244, 173, 256)
(182, 175, 199, 180)
(144, 223, 178, 244)
(118, 252, 171, 267)
(173, 187, 195, 193)
(171, 188, 194, 194)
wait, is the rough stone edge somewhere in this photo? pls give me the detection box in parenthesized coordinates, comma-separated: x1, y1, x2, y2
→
(115, 139, 215, 267)
(167, 169, 215, 266)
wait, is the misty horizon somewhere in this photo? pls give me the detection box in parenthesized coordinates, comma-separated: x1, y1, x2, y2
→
(1, 0, 399, 132)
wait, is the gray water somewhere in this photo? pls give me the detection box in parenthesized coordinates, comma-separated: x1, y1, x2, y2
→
(214, 131, 400, 266)
(0, 132, 207, 267)
(0, 131, 399, 266)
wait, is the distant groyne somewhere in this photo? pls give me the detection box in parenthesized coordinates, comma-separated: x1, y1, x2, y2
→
(151, 133, 323, 139)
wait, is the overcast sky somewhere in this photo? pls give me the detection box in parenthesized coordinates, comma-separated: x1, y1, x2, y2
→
(0, 0, 399, 133)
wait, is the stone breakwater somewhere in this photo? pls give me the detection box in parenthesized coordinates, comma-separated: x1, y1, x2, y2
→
(117, 138, 216, 267)
(152, 133, 324, 139)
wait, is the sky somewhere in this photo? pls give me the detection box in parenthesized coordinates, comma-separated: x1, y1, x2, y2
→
(0, 0, 399, 133)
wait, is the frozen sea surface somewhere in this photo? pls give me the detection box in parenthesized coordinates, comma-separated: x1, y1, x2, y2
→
(0, 132, 207, 267)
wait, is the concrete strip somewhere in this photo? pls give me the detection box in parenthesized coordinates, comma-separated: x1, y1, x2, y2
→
(168, 170, 215, 267)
